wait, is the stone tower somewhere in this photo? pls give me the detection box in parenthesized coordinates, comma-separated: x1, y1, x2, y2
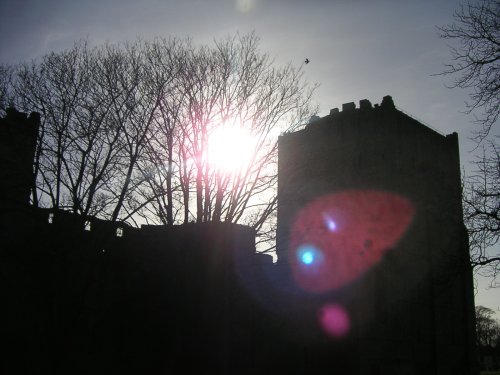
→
(0, 108, 39, 209)
(276, 96, 477, 374)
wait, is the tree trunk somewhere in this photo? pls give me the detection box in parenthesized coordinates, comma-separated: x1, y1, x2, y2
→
(196, 159, 203, 223)
(166, 133, 173, 225)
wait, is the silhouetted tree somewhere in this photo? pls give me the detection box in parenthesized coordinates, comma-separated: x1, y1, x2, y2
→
(464, 141, 500, 285)
(475, 305, 500, 370)
(438, 0, 499, 141)
(439, 0, 500, 286)
(135, 38, 187, 225)
(476, 306, 500, 348)
(0, 64, 14, 115)
(135, 34, 317, 253)
(6, 33, 317, 249)
(172, 34, 315, 229)
(12, 41, 181, 221)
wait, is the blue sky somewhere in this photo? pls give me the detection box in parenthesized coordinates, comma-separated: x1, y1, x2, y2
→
(1, 0, 498, 315)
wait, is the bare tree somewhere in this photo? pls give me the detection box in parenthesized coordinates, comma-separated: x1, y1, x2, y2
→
(476, 305, 500, 348)
(13, 43, 92, 210)
(11, 40, 181, 222)
(438, 0, 499, 141)
(439, 1, 500, 287)
(132, 38, 187, 225)
(165, 33, 317, 252)
(5, 33, 317, 251)
(464, 141, 500, 285)
(135, 33, 317, 252)
(475, 305, 500, 371)
(0, 64, 14, 115)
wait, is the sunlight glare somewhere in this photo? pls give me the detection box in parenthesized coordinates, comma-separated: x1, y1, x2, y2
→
(207, 125, 256, 173)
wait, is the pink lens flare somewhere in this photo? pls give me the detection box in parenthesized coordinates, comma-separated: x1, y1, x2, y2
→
(319, 304, 350, 338)
(290, 190, 414, 292)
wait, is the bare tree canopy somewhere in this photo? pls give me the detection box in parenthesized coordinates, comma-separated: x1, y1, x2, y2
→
(438, 0, 499, 141)
(476, 306, 498, 346)
(439, 1, 500, 286)
(475, 305, 500, 364)
(464, 141, 500, 285)
(1, 33, 317, 251)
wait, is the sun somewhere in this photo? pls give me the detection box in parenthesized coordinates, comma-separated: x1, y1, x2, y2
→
(207, 125, 256, 173)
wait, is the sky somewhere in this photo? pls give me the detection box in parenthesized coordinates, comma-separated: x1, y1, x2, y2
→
(1, 0, 498, 316)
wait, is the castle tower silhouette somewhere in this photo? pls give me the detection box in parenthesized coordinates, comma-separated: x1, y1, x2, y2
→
(276, 95, 477, 374)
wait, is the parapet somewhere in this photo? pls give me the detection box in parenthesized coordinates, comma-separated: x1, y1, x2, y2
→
(295, 95, 448, 143)
(331, 95, 394, 116)
(308, 96, 398, 127)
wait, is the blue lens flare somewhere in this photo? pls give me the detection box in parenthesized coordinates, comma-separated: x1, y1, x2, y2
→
(290, 191, 415, 292)
(297, 244, 323, 266)
(302, 251, 314, 264)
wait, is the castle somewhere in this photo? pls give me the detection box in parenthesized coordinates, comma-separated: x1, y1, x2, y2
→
(0, 97, 478, 374)
(276, 95, 477, 374)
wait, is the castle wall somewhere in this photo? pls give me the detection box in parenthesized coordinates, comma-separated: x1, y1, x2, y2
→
(1, 103, 478, 374)
(2, 208, 285, 374)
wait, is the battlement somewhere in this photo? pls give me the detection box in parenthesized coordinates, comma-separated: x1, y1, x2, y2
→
(302, 95, 446, 141)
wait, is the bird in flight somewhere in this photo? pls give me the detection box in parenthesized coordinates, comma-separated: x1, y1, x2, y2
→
(305, 58, 310, 64)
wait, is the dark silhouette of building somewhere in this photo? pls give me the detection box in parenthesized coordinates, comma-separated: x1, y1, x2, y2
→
(0, 108, 39, 209)
(1, 101, 479, 374)
(276, 96, 478, 374)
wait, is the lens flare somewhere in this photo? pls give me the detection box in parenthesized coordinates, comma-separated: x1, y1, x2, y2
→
(297, 244, 323, 266)
(302, 252, 314, 264)
(322, 213, 337, 232)
(319, 304, 350, 338)
(290, 190, 415, 292)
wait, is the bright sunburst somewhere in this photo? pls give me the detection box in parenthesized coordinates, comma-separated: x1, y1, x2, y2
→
(207, 125, 256, 173)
